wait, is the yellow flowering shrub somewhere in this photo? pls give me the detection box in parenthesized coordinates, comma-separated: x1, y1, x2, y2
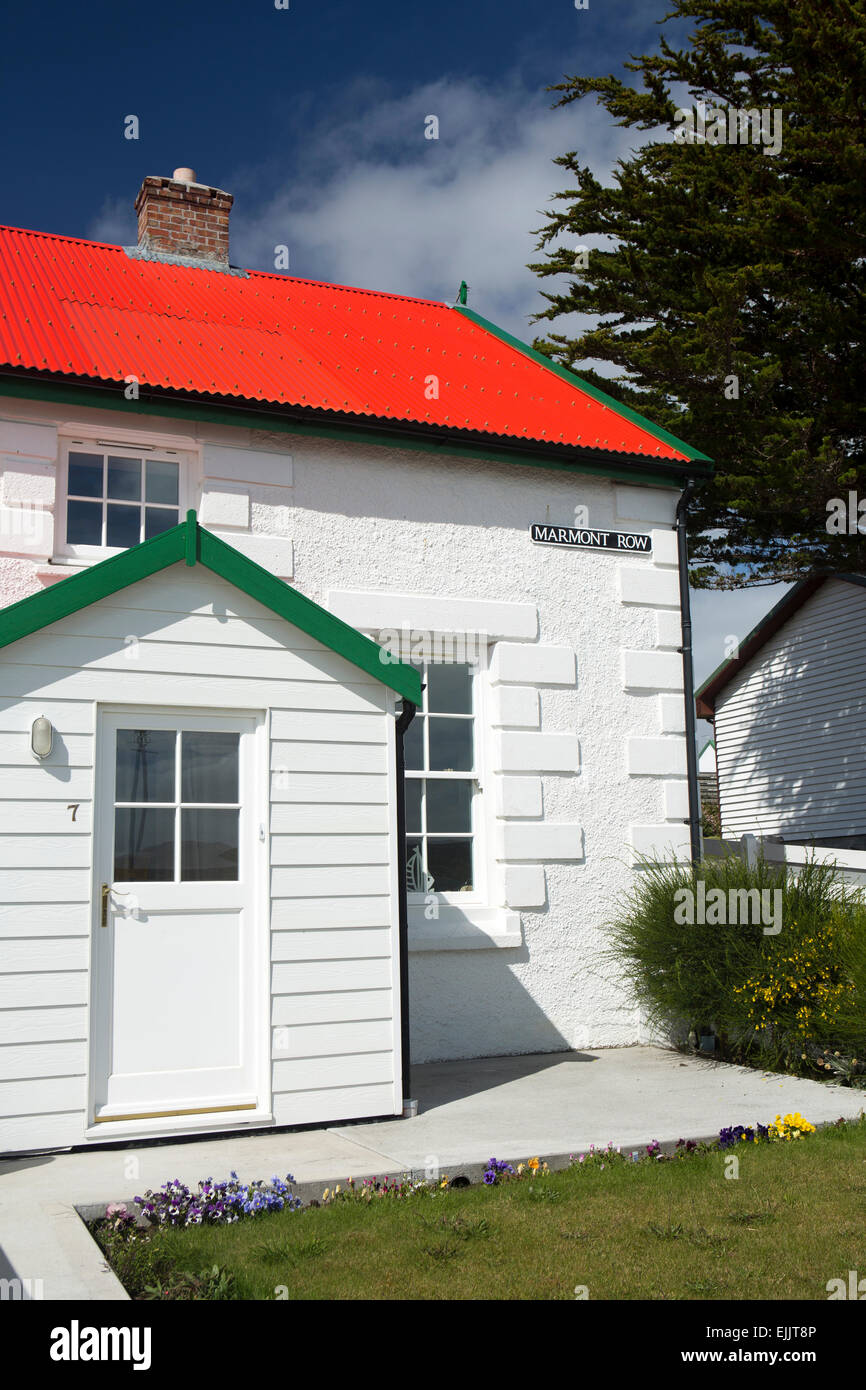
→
(732, 917, 855, 1041)
(609, 850, 866, 1079)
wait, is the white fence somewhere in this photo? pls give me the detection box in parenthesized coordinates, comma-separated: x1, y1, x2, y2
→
(703, 834, 866, 891)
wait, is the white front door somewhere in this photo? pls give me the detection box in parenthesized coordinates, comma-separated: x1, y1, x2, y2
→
(91, 709, 262, 1126)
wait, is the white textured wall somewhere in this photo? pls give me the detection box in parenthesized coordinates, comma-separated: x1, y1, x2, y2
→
(288, 437, 687, 1060)
(0, 400, 689, 1066)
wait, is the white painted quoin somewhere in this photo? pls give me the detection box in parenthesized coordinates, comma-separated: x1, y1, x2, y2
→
(0, 172, 713, 1150)
(697, 575, 866, 847)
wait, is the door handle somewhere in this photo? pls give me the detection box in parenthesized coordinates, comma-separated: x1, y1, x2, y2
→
(100, 883, 130, 927)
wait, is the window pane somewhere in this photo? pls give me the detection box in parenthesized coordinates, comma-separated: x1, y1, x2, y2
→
(404, 716, 424, 771)
(428, 717, 473, 771)
(67, 499, 102, 545)
(145, 506, 179, 539)
(406, 838, 429, 892)
(114, 807, 174, 881)
(181, 809, 239, 881)
(107, 456, 142, 501)
(68, 451, 103, 498)
(426, 839, 473, 892)
(181, 732, 239, 803)
(427, 664, 471, 714)
(115, 729, 175, 803)
(106, 503, 141, 548)
(146, 460, 179, 505)
(404, 778, 422, 833)
(426, 779, 472, 833)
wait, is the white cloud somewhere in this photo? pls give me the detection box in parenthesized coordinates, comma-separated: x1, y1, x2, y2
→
(90, 193, 136, 248)
(227, 74, 640, 342)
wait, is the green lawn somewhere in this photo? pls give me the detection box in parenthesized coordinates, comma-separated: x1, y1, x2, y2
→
(106, 1118, 866, 1300)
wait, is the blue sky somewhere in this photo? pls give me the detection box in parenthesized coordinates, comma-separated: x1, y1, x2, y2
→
(1, 0, 789, 714)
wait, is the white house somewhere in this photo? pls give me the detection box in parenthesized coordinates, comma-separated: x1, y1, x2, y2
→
(696, 573, 866, 847)
(698, 740, 716, 777)
(0, 169, 712, 1152)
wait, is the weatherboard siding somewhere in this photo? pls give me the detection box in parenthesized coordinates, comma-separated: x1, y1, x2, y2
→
(714, 579, 866, 841)
(0, 563, 401, 1150)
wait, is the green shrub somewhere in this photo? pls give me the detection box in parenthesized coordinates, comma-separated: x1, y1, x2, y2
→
(606, 850, 866, 1078)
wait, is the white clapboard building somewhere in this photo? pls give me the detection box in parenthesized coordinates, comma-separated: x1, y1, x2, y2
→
(0, 169, 711, 1151)
(697, 574, 866, 847)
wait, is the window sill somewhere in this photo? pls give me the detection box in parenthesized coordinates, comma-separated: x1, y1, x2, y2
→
(38, 554, 135, 579)
(407, 904, 522, 951)
(35, 560, 91, 584)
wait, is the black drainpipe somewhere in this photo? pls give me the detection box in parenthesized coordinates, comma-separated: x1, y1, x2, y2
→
(675, 479, 702, 864)
(395, 699, 416, 1107)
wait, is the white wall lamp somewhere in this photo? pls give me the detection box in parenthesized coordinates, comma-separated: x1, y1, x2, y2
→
(31, 715, 53, 759)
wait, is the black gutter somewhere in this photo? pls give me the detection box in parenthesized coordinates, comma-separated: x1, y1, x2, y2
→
(394, 699, 417, 1107)
(675, 480, 702, 863)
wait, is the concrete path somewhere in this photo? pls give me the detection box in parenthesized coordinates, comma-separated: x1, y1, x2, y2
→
(2, 1046, 863, 1300)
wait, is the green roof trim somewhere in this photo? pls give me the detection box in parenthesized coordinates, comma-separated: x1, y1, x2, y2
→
(453, 305, 714, 469)
(0, 513, 422, 704)
(0, 373, 704, 489)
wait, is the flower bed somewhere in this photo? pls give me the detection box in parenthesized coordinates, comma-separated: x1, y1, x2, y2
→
(103, 1172, 303, 1233)
(88, 1113, 859, 1302)
(313, 1116, 818, 1204)
(93, 1112, 822, 1249)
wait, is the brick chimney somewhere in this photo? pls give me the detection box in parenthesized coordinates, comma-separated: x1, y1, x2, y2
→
(134, 168, 232, 269)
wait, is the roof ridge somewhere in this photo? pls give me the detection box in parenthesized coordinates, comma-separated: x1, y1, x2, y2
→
(232, 263, 450, 308)
(0, 224, 126, 251)
(0, 223, 450, 308)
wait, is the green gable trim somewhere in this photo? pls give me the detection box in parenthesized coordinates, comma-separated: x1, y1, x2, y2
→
(195, 524, 421, 701)
(0, 512, 422, 704)
(184, 509, 198, 566)
(0, 372, 703, 489)
(453, 306, 714, 468)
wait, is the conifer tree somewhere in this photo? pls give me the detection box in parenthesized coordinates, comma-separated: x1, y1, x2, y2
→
(530, 1, 866, 586)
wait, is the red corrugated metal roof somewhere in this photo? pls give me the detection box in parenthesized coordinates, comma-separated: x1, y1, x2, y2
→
(0, 224, 696, 460)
